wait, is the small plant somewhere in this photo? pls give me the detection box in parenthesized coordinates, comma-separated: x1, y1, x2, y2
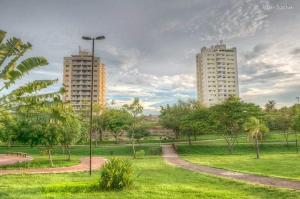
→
(100, 158, 132, 190)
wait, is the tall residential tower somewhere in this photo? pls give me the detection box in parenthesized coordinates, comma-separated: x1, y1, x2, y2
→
(196, 41, 239, 106)
(63, 49, 106, 110)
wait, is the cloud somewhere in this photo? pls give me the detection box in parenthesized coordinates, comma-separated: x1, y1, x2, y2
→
(244, 43, 270, 60)
(240, 37, 300, 106)
(290, 48, 300, 55)
(157, 0, 269, 41)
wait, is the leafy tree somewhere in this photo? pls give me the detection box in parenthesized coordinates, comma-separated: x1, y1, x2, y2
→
(211, 96, 264, 153)
(126, 123, 150, 142)
(16, 103, 63, 166)
(243, 116, 269, 159)
(0, 108, 16, 147)
(276, 107, 291, 146)
(180, 105, 212, 145)
(159, 100, 195, 140)
(93, 112, 108, 145)
(105, 109, 133, 143)
(123, 98, 144, 158)
(265, 100, 276, 112)
(291, 112, 300, 153)
(59, 104, 83, 160)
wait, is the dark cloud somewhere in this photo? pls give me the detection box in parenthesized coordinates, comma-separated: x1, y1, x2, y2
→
(240, 58, 296, 85)
(290, 48, 300, 55)
(243, 43, 270, 60)
(241, 69, 296, 84)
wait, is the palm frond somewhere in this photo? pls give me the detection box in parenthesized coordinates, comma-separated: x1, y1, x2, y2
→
(0, 30, 6, 44)
(10, 79, 57, 97)
(0, 79, 58, 107)
(0, 37, 25, 67)
(2, 56, 48, 88)
(0, 42, 32, 80)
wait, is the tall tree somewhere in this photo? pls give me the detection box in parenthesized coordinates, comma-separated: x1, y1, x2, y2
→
(291, 112, 300, 153)
(16, 104, 62, 166)
(0, 108, 16, 147)
(106, 109, 133, 143)
(180, 105, 212, 145)
(211, 96, 264, 153)
(59, 103, 83, 160)
(276, 107, 291, 146)
(159, 101, 195, 140)
(92, 104, 108, 145)
(123, 98, 144, 158)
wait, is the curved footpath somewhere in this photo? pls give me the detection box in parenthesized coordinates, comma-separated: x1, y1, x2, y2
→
(0, 156, 106, 175)
(162, 145, 300, 190)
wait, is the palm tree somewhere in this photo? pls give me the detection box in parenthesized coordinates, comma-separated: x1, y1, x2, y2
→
(244, 116, 269, 159)
(0, 29, 61, 148)
(0, 29, 59, 109)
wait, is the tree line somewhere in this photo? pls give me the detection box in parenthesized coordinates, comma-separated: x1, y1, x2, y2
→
(159, 98, 300, 158)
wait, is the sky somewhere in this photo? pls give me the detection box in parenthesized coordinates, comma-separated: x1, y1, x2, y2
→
(0, 0, 299, 114)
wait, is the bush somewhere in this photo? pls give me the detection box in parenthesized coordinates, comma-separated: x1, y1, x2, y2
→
(100, 158, 132, 190)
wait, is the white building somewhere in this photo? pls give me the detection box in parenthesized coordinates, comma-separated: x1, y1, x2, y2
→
(196, 41, 239, 106)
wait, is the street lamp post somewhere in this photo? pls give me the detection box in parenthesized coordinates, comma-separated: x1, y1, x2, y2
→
(82, 35, 105, 175)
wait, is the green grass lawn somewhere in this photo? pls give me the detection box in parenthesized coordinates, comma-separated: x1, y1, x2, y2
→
(177, 143, 300, 180)
(0, 145, 299, 199)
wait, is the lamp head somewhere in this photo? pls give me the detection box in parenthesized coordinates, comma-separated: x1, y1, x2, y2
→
(96, 36, 105, 40)
(82, 36, 92, 40)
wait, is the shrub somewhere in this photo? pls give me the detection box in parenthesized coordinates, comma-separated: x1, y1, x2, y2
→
(100, 158, 132, 190)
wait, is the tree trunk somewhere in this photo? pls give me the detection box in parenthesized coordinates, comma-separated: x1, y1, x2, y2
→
(224, 136, 234, 154)
(114, 133, 118, 143)
(7, 139, 11, 148)
(67, 145, 71, 161)
(61, 145, 65, 154)
(132, 138, 136, 158)
(255, 138, 260, 159)
(283, 131, 289, 146)
(48, 149, 54, 167)
(99, 130, 103, 142)
(193, 133, 197, 141)
(188, 135, 192, 145)
(295, 131, 299, 153)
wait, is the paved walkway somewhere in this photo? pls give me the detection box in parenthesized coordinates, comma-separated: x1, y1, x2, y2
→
(162, 145, 300, 190)
(0, 154, 33, 166)
(0, 156, 106, 175)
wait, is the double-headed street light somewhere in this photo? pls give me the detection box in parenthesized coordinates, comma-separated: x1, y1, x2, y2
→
(82, 35, 105, 175)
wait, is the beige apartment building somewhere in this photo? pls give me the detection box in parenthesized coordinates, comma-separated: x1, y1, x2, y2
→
(63, 50, 106, 110)
(196, 41, 239, 106)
